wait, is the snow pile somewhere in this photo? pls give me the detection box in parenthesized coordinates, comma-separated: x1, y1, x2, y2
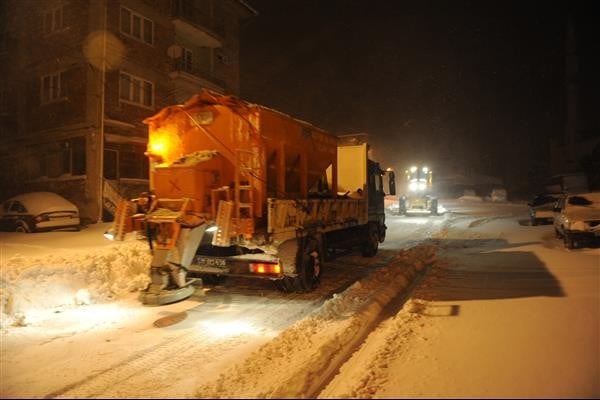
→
(197, 245, 438, 398)
(319, 298, 430, 398)
(0, 242, 151, 328)
(458, 194, 484, 202)
(488, 188, 508, 202)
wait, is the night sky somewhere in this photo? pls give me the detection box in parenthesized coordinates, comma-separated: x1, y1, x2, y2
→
(239, 0, 599, 195)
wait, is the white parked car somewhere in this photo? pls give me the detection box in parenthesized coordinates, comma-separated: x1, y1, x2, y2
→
(553, 192, 600, 249)
(529, 193, 563, 226)
(0, 192, 80, 233)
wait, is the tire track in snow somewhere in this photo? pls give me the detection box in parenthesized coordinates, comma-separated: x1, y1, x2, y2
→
(196, 245, 439, 399)
(44, 330, 196, 398)
(43, 283, 329, 398)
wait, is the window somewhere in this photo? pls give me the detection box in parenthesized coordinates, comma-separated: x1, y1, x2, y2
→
(216, 50, 230, 65)
(120, 7, 153, 45)
(61, 137, 86, 175)
(119, 72, 153, 107)
(41, 72, 66, 104)
(120, 146, 149, 179)
(10, 201, 26, 214)
(103, 146, 149, 180)
(43, 6, 66, 35)
(104, 149, 118, 180)
(182, 47, 193, 73)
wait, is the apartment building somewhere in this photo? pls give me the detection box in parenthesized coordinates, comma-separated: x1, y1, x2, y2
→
(0, 0, 256, 222)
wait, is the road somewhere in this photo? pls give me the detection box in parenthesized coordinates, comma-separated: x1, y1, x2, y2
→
(1, 199, 598, 398)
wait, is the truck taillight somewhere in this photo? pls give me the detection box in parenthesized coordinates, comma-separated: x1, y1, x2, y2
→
(249, 263, 281, 275)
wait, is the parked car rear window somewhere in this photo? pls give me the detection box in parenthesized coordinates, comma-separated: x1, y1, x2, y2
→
(10, 202, 26, 213)
(568, 196, 593, 206)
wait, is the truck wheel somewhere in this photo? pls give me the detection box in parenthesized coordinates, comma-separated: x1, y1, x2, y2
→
(361, 223, 379, 257)
(399, 197, 407, 216)
(430, 199, 439, 216)
(294, 237, 322, 292)
(15, 220, 32, 233)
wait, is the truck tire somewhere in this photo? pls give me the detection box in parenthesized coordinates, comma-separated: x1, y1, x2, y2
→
(361, 223, 379, 257)
(430, 198, 439, 216)
(399, 197, 407, 216)
(293, 237, 322, 292)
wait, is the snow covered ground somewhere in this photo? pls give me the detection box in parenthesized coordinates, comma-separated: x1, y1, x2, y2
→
(1, 197, 598, 398)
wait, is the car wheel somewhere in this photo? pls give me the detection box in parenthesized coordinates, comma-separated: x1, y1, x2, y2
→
(531, 217, 538, 226)
(564, 233, 575, 249)
(15, 220, 32, 233)
(555, 228, 562, 239)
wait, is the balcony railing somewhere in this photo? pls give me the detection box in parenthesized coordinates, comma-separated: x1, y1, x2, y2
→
(170, 58, 226, 90)
(171, 0, 225, 38)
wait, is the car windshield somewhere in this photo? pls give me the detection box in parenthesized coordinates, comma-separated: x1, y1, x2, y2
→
(567, 193, 600, 209)
(532, 194, 558, 206)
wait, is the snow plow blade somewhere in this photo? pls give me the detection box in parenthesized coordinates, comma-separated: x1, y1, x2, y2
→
(138, 284, 197, 306)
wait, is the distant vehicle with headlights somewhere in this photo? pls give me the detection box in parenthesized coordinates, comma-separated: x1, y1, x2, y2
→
(553, 191, 600, 249)
(398, 165, 438, 215)
(0, 192, 80, 233)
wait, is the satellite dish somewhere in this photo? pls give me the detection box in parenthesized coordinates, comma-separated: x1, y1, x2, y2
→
(167, 45, 182, 58)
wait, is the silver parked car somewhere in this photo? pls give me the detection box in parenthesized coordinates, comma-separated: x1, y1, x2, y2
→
(553, 192, 600, 249)
(528, 193, 563, 226)
(0, 192, 80, 233)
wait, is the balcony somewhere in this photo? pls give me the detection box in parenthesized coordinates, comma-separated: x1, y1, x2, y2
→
(171, 0, 224, 48)
(169, 58, 226, 92)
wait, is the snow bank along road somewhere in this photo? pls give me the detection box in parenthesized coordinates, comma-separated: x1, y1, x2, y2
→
(1, 199, 598, 398)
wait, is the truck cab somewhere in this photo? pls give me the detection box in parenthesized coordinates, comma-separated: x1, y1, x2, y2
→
(399, 165, 438, 215)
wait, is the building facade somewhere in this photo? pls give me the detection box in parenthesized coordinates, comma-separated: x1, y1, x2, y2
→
(0, 0, 255, 222)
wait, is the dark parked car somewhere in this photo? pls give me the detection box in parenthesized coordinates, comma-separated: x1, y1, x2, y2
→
(0, 192, 80, 233)
(528, 193, 562, 226)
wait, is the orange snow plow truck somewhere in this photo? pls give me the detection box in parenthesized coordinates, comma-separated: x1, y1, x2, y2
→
(108, 90, 395, 305)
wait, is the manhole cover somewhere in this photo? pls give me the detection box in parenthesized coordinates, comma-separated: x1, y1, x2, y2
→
(153, 311, 188, 328)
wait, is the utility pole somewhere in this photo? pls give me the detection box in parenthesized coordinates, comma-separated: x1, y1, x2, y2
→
(97, 0, 107, 222)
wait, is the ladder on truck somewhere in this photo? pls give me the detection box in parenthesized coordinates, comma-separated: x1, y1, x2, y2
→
(234, 148, 255, 239)
(212, 148, 256, 246)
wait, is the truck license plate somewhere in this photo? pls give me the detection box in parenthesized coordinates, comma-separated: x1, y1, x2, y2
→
(196, 256, 227, 267)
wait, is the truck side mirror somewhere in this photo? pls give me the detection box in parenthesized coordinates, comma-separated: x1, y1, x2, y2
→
(388, 171, 396, 196)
